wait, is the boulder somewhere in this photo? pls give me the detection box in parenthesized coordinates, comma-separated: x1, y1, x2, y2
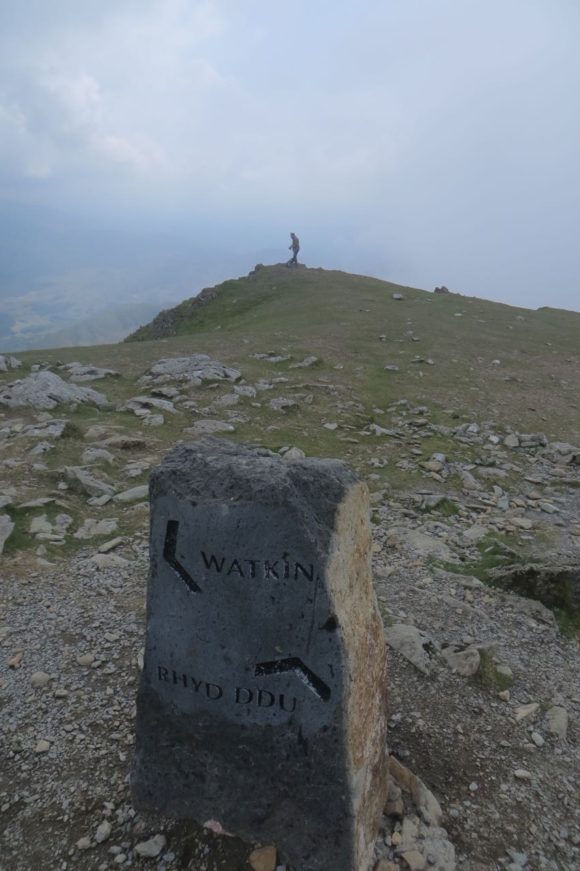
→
(0, 514, 15, 554)
(64, 467, 116, 498)
(60, 362, 119, 382)
(0, 355, 22, 372)
(144, 356, 241, 384)
(0, 372, 108, 410)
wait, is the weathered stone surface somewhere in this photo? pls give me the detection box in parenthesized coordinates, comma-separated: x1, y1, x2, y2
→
(0, 371, 109, 410)
(60, 362, 119, 382)
(0, 354, 22, 372)
(0, 513, 15, 554)
(132, 438, 388, 871)
(63, 467, 116, 498)
(143, 355, 241, 384)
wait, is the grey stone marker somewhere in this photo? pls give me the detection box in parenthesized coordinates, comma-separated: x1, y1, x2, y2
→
(132, 438, 388, 871)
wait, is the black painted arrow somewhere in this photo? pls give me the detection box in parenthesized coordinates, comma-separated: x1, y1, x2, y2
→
(255, 657, 331, 702)
(163, 519, 201, 594)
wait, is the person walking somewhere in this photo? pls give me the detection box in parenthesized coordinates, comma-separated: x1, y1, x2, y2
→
(287, 232, 300, 266)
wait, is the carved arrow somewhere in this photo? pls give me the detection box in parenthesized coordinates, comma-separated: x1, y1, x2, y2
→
(255, 657, 331, 702)
(163, 519, 201, 594)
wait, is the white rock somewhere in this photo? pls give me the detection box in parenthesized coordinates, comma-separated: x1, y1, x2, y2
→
(0, 514, 15, 554)
(442, 645, 481, 677)
(113, 485, 149, 503)
(146, 356, 240, 383)
(283, 447, 306, 461)
(95, 820, 112, 843)
(0, 371, 109, 410)
(74, 518, 119, 540)
(269, 397, 297, 412)
(514, 702, 539, 722)
(31, 671, 51, 688)
(385, 624, 435, 675)
(64, 467, 116, 498)
(81, 447, 115, 465)
(134, 834, 166, 858)
(0, 354, 22, 372)
(545, 705, 568, 740)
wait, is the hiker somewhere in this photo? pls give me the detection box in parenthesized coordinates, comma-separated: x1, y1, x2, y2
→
(287, 232, 300, 266)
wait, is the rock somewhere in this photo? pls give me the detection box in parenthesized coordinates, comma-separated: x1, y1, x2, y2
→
(30, 514, 54, 536)
(433, 286, 450, 294)
(0, 514, 15, 555)
(368, 424, 399, 437)
(384, 365, 400, 372)
(248, 845, 277, 871)
(21, 419, 68, 439)
(60, 362, 119, 382)
(289, 355, 318, 369)
(120, 395, 177, 415)
(441, 645, 481, 677)
(519, 432, 548, 448)
(234, 385, 257, 398)
(146, 356, 241, 383)
(143, 413, 165, 427)
(514, 703, 539, 722)
(31, 671, 51, 688)
(95, 820, 112, 843)
(113, 485, 148, 503)
(0, 488, 16, 509)
(74, 518, 119, 540)
(385, 624, 434, 675)
(64, 467, 116, 498)
(76, 837, 91, 851)
(460, 470, 482, 491)
(0, 354, 22, 371)
(185, 419, 235, 436)
(132, 439, 388, 871)
(504, 433, 520, 448)
(392, 293, 404, 300)
(401, 850, 426, 871)
(462, 525, 488, 544)
(513, 769, 532, 781)
(545, 705, 568, 740)
(81, 447, 115, 465)
(386, 527, 454, 561)
(251, 353, 290, 364)
(134, 834, 167, 858)
(98, 537, 125, 553)
(0, 371, 109, 410)
(510, 517, 533, 530)
(35, 739, 51, 753)
(269, 397, 298, 411)
(283, 447, 306, 461)
(374, 862, 398, 871)
(388, 756, 443, 826)
(77, 653, 95, 667)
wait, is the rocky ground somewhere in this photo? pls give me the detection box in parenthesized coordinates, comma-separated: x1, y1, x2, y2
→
(1, 349, 579, 870)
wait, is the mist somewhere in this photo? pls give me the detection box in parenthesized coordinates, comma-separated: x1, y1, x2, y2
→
(1, 0, 579, 348)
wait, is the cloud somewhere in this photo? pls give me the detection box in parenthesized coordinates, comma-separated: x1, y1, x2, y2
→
(0, 0, 579, 308)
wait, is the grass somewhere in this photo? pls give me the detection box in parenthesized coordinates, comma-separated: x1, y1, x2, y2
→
(1, 264, 580, 575)
(478, 648, 514, 691)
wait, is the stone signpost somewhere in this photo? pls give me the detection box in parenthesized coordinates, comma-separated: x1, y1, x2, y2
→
(132, 438, 388, 870)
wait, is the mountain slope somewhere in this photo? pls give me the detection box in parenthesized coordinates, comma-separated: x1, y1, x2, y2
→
(124, 264, 580, 441)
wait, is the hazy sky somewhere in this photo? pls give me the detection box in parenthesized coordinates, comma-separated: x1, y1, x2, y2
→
(1, 0, 579, 309)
